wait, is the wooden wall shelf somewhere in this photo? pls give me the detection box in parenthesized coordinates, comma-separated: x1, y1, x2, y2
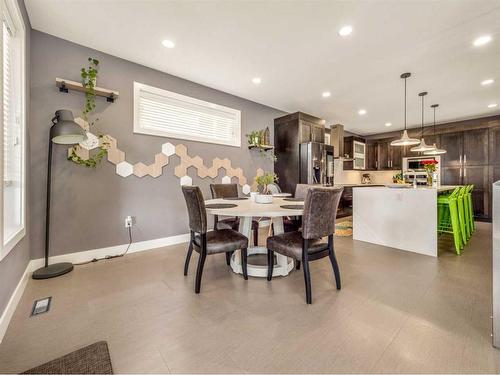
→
(248, 144, 274, 151)
(56, 78, 119, 102)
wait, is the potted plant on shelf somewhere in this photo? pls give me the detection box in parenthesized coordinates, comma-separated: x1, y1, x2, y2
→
(422, 159, 439, 186)
(255, 172, 278, 204)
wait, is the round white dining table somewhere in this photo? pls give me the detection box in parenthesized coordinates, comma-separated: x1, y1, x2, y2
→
(204, 197, 303, 278)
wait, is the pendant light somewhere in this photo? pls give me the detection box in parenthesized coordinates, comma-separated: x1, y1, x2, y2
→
(424, 104, 447, 155)
(391, 73, 420, 146)
(411, 91, 436, 152)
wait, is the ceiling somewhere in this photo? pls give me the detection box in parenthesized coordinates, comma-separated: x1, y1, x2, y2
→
(25, 0, 500, 135)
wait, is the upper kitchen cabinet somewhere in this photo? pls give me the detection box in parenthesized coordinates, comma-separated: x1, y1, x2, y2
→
(441, 132, 463, 167)
(366, 141, 378, 170)
(463, 128, 488, 166)
(489, 127, 500, 165)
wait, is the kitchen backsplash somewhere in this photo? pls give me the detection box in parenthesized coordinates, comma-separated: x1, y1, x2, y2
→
(334, 160, 394, 185)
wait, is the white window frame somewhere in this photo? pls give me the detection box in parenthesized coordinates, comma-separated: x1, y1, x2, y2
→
(133, 82, 241, 147)
(0, 0, 26, 260)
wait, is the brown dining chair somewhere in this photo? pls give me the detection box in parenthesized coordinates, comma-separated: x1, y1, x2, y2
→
(182, 186, 249, 293)
(282, 183, 312, 233)
(266, 187, 343, 304)
(210, 184, 259, 252)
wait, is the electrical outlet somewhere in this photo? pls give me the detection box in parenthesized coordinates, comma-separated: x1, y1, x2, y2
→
(125, 216, 135, 228)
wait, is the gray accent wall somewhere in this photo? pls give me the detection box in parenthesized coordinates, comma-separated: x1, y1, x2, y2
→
(0, 0, 31, 320)
(30, 30, 285, 260)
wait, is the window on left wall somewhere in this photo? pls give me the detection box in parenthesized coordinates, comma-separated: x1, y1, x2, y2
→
(1, 0, 26, 260)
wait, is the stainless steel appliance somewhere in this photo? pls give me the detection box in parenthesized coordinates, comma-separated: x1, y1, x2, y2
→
(493, 180, 500, 348)
(299, 142, 334, 185)
(403, 156, 441, 185)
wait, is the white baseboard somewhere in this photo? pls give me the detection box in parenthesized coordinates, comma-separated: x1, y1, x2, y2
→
(1, 232, 191, 344)
(0, 262, 30, 344)
(29, 232, 191, 271)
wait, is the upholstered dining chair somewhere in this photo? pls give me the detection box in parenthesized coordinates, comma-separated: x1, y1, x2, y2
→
(282, 183, 313, 233)
(210, 184, 259, 252)
(266, 187, 343, 304)
(182, 186, 249, 293)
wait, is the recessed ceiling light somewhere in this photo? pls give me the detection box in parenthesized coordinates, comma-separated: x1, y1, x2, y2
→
(358, 109, 367, 115)
(338, 25, 353, 37)
(488, 103, 498, 108)
(482, 79, 494, 85)
(252, 77, 262, 84)
(385, 122, 392, 127)
(473, 35, 492, 47)
(322, 91, 331, 98)
(162, 39, 175, 48)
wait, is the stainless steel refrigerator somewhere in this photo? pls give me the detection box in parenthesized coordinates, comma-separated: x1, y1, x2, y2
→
(299, 142, 334, 186)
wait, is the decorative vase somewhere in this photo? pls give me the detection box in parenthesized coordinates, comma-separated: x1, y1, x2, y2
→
(427, 172, 433, 186)
(255, 194, 273, 204)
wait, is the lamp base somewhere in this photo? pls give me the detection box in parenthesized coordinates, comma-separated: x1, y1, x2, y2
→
(32, 262, 74, 279)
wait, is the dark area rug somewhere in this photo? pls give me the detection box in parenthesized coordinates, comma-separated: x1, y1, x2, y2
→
(23, 341, 113, 374)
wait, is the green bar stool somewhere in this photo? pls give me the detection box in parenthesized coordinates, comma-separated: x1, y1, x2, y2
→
(457, 186, 469, 243)
(466, 185, 475, 233)
(437, 187, 463, 255)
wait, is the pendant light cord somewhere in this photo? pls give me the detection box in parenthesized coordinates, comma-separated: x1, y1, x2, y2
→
(421, 94, 424, 137)
(404, 77, 407, 130)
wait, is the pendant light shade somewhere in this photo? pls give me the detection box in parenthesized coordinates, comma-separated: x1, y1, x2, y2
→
(424, 104, 447, 155)
(411, 92, 436, 152)
(391, 72, 420, 147)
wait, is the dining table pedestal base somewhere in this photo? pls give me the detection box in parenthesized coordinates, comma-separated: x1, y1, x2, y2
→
(230, 216, 295, 278)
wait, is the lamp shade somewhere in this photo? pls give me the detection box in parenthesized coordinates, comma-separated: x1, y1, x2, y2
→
(423, 143, 447, 155)
(50, 110, 87, 145)
(390, 130, 420, 146)
(410, 138, 436, 152)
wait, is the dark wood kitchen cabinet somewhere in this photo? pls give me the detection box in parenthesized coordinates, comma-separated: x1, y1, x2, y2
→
(489, 127, 500, 165)
(464, 165, 489, 219)
(463, 129, 488, 166)
(391, 144, 402, 170)
(376, 139, 401, 170)
(366, 141, 378, 170)
(441, 132, 463, 167)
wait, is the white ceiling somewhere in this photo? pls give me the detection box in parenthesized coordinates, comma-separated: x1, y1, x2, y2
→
(25, 0, 500, 135)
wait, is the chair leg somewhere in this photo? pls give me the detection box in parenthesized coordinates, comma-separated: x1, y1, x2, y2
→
(184, 241, 193, 276)
(328, 235, 341, 290)
(295, 260, 301, 270)
(267, 249, 274, 281)
(253, 226, 259, 246)
(195, 236, 207, 294)
(241, 248, 248, 280)
(225, 251, 233, 266)
(302, 256, 312, 304)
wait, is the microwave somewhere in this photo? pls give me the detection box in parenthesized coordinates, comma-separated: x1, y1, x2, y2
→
(403, 156, 441, 172)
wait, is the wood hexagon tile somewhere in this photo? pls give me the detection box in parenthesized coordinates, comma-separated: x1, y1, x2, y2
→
(107, 147, 125, 165)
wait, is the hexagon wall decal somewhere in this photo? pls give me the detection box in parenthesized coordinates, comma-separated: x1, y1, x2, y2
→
(180, 175, 193, 186)
(222, 176, 231, 184)
(116, 161, 134, 177)
(161, 142, 176, 156)
(242, 184, 251, 195)
(79, 132, 100, 151)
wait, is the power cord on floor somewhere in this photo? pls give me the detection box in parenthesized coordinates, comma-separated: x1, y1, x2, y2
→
(74, 226, 133, 266)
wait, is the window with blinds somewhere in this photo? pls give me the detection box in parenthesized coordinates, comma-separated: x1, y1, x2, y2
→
(2, 0, 26, 258)
(133, 82, 241, 147)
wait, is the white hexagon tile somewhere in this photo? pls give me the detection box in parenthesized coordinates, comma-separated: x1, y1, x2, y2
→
(79, 132, 100, 150)
(116, 161, 134, 177)
(180, 175, 193, 186)
(161, 142, 176, 156)
(221, 176, 231, 184)
(242, 184, 251, 195)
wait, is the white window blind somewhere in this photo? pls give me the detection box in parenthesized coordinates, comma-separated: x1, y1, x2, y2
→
(134, 82, 241, 147)
(2, 0, 25, 258)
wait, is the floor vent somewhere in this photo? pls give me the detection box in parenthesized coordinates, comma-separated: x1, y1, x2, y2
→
(31, 297, 52, 316)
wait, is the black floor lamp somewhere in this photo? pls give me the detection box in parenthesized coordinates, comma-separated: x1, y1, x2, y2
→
(32, 110, 87, 279)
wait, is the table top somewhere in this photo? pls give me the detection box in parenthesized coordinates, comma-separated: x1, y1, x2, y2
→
(205, 197, 304, 217)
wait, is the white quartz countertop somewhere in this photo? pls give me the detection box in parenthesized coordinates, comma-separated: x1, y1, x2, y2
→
(352, 185, 460, 192)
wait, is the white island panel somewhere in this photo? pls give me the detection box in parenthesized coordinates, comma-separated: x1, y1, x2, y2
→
(353, 187, 438, 257)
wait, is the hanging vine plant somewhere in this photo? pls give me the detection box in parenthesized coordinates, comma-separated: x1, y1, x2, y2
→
(68, 57, 109, 168)
(81, 57, 99, 121)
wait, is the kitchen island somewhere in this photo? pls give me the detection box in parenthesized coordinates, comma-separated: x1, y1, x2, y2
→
(352, 186, 458, 257)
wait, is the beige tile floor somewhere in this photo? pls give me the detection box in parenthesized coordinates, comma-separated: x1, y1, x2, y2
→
(0, 222, 498, 373)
